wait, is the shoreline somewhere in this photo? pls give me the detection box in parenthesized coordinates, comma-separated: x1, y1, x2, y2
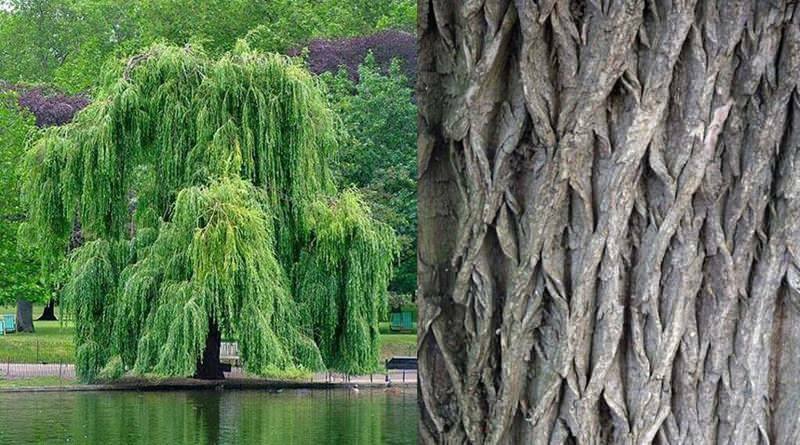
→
(0, 376, 417, 393)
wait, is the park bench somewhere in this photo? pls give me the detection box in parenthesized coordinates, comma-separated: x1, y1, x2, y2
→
(385, 356, 417, 383)
(389, 311, 414, 332)
(1, 314, 15, 334)
(220, 342, 240, 367)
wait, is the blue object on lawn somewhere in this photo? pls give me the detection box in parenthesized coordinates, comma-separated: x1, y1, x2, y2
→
(390, 311, 414, 332)
(2, 314, 15, 333)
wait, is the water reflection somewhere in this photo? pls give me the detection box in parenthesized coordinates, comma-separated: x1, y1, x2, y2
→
(0, 388, 417, 444)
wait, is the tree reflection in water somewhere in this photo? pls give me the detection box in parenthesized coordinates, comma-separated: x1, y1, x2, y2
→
(0, 388, 416, 444)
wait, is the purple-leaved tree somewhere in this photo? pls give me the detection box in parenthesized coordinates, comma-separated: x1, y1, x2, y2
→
(291, 30, 415, 82)
(17, 87, 89, 127)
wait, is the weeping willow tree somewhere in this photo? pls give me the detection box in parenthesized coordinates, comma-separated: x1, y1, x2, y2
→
(20, 43, 396, 382)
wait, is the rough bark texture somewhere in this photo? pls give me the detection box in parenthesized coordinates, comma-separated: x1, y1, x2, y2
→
(15, 299, 34, 333)
(194, 321, 224, 380)
(37, 298, 57, 321)
(417, 1, 800, 443)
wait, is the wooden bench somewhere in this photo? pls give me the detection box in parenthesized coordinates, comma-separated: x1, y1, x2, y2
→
(385, 356, 417, 383)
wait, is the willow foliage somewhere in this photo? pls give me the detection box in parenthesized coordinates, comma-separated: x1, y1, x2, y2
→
(297, 191, 397, 374)
(20, 43, 396, 382)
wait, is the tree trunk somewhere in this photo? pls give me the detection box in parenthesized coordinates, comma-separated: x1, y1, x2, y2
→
(37, 298, 57, 321)
(15, 299, 34, 333)
(195, 321, 224, 380)
(417, 1, 799, 444)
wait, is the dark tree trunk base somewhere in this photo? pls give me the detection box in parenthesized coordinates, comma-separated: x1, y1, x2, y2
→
(194, 321, 224, 380)
(37, 299, 57, 321)
(16, 300, 34, 333)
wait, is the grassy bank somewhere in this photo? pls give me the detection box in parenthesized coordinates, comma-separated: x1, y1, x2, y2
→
(0, 376, 76, 388)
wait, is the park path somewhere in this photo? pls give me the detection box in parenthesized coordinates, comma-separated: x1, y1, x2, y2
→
(0, 362, 416, 385)
(0, 363, 76, 379)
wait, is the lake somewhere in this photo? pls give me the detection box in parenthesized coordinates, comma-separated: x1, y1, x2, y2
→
(0, 388, 417, 444)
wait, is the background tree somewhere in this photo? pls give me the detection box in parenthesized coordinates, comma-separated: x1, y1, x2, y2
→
(21, 44, 396, 382)
(0, 83, 88, 326)
(292, 33, 418, 298)
(0, 0, 415, 93)
(0, 0, 80, 86)
(16, 86, 89, 127)
(0, 91, 43, 331)
(244, 0, 414, 54)
(418, 1, 800, 443)
(294, 30, 416, 83)
(322, 54, 417, 296)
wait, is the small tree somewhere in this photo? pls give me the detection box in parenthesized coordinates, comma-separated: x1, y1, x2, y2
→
(0, 91, 42, 331)
(21, 43, 396, 382)
(0, 83, 89, 327)
(14, 84, 89, 322)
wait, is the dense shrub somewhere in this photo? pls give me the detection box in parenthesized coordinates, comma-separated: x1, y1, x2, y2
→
(388, 293, 415, 312)
(292, 30, 415, 82)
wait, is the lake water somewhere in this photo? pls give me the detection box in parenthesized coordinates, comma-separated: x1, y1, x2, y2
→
(0, 388, 417, 444)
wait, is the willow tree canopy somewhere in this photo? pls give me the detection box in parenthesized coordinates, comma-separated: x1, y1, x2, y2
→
(20, 43, 396, 382)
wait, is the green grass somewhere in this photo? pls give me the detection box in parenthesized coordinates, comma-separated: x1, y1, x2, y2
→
(378, 322, 416, 361)
(0, 306, 416, 367)
(0, 320, 75, 364)
(0, 376, 75, 388)
(0, 304, 75, 364)
(379, 334, 416, 361)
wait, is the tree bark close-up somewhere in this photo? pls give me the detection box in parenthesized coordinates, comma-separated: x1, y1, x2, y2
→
(417, 1, 799, 443)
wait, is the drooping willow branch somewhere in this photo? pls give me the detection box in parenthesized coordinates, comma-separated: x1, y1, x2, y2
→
(20, 43, 397, 382)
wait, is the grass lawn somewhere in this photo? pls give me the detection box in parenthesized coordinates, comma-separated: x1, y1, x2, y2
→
(378, 321, 416, 361)
(0, 376, 76, 388)
(0, 304, 75, 364)
(0, 307, 415, 367)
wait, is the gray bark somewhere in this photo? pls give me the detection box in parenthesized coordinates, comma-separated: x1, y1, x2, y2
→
(15, 299, 34, 333)
(417, 1, 800, 443)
